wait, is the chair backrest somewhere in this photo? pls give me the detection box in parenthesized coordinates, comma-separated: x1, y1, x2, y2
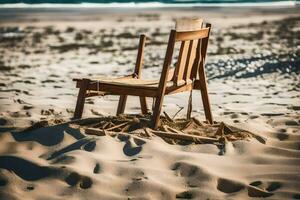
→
(162, 23, 211, 86)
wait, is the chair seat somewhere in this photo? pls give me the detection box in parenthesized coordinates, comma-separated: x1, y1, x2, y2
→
(100, 78, 160, 88)
(74, 76, 175, 90)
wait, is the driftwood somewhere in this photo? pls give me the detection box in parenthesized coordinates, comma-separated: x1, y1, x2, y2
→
(105, 121, 130, 131)
(85, 127, 106, 136)
(163, 111, 174, 122)
(162, 125, 183, 134)
(85, 126, 218, 144)
(80, 114, 253, 145)
(149, 129, 218, 143)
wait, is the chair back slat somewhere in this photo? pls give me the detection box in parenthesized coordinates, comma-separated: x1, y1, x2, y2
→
(190, 39, 202, 80)
(174, 40, 190, 85)
(184, 39, 198, 81)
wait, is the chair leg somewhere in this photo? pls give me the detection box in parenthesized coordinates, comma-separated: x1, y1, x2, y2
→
(116, 95, 127, 116)
(152, 95, 165, 129)
(74, 79, 89, 119)
(199, 82, 213, 124)
(139, 96, 148, 114)
(186, 89, 193, 120)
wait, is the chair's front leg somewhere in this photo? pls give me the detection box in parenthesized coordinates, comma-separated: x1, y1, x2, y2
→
(152, 95, 165, 129)
(74, 79, 89, 119)
(151, 30, 176, 129)
(116, 95, 127, 116)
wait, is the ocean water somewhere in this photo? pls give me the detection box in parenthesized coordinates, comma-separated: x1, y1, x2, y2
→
(0, 0, 297, 7)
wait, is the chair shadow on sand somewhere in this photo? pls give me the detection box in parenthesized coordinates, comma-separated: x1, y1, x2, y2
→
(11, 122, 85, 146)
(9, 118, 147, 159)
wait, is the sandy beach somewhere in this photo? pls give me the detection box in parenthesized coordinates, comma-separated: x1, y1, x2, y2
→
(0, 6, 300, 199)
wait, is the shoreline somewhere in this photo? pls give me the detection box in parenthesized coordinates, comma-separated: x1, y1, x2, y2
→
(0, 6, 299, 25)
(0, 0, 297, 8)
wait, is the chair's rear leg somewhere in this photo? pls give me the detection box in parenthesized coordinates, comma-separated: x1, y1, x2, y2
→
(152, 95, 165, 129)
(139, 96, 148, 114)
(200, 88, 213, 124)
(116, 95, 127, 115)
(198, 71, 213, 124)
(74, 79, 89, 119)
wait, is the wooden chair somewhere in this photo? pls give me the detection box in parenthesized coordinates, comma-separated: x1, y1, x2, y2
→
(73, 23, 213, 129)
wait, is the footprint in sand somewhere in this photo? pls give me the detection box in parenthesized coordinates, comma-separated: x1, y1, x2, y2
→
(80, 176, 92, 189)
(266, 182, 281, 192)
(65, 172, 80, 186)
(26, 185, 34, 191)
(175, 190, 193, 199)
(277, 132, 289, 141)
(93, 163, 101, 174)
(286, 120, 299, 126)
(249, 180, 262, 187)
(65, 172, 93, 189)
(217, 178, 244, 193)
(248, 186, 273, 198)
(248, 180, 281, 197)
(118, 135, 145, 157)
(123, 140, 143, 156)
(0, 173, 8, 187)
(217, 178, 279, 198)
(0, 118, 8, 126)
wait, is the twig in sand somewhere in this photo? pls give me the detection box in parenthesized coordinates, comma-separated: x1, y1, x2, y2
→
(144, 128, 153, 137)
(121, 124, 131, 132)
(162, 125, 183, 134)
(172, 106, 184, 120)
(163, 111, 174, 122)
(192, 118, 205, 126)
(105, 121, 130, 131)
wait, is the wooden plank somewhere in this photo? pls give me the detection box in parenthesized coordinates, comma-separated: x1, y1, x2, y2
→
(150, 129, 218, 143)
(85, 128, 106, 136)
(174, 40, 190, 85)
(190, 40, 202, 80)
(184, 39, 198, 80)
(175, 28, 209, 42)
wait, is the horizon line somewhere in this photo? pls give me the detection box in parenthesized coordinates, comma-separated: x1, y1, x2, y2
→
(0, 1, 297, 9)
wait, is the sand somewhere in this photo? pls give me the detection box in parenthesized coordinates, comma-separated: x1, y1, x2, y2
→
(0, 6, 300, 200)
